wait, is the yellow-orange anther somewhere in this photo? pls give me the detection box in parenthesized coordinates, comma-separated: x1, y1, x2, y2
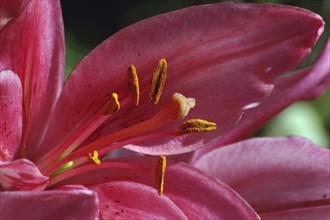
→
(103, 93, 120, 115)
(88, 150, 101, 165)
(149, 58, 167, 105)
(155, 155, 166, 195)
(176, 119, 217, 135)
(127, 65, 140, 106)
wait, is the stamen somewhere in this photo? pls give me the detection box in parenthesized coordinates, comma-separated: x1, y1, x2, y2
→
(127, 65, 140, 106)
(149, 58, 167, 105)
(43, 92, 197, 175)
(103, 93, 120, 115)
(48, 162, 149, 188)
(42, 132, 175, 176)
(176, 119, 217, 135)
(88, 150, 101, 165)
(49, 161, 74, 177)
(37, 93, 122, 170)
(75, 93, 195, 155)
(155, 155, 166, 195)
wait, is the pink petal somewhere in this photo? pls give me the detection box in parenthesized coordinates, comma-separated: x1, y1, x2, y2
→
(39, 3, 324, 156)
(0, 70, 22, 161)
(91, 181, 188, 219)
(161, 158, 259, 219)
(0, 187, 99, 220)
(54, 157, 259, 219)
(193, 137, 330, 219)
(191, 38, 330, 162)
(0, 0, 65, 158)
(0, 159, 49, 190)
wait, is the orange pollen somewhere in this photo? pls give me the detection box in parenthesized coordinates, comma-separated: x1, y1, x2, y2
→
(155, 155, 166, 195)
(149, 58, 167, 105)
(127, 65, 140, 106)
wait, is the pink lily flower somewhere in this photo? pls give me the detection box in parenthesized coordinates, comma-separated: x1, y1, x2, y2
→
(0, 0, 326, 219)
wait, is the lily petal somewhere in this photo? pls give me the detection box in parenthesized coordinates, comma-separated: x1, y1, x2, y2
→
(191, 38, 330, 162)
(39, 3, 324, 156)
(0, 187, 99, 220)
(0, 70, 22, 162)
(91, 181, 188, 219)
(0, 0, 65, 158)
(0, 159, 49, 191)
(52, 157, 259, 219)
(193, 137, 330, 219)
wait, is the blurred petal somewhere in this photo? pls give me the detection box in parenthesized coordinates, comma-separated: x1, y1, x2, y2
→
(260, 206, 330, 220)
(0, 0, 21, 29)
(191, 38, 330, 161)
(0, 0, 65, 157)
(104, 148, 142, 160)
(194, 137, 330, 219)
(0, 70, 22, 161)
(39, 3, 323, 156)
(0, 187, 99, 220)
(53, 157, 259, 219)
(0, 159, 48, 190)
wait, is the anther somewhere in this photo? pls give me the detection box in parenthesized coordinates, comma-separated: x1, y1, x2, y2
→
(149, 58, 167, 105)
(127, 65, 140, 106)
(176, 119, 217, 135)
(89, 150, 101, 165)
(155, 155, 166, 195)
(103, 93, 120, 115)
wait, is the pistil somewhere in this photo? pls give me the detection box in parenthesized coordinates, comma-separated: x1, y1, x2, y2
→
(69, 93, 195, 156)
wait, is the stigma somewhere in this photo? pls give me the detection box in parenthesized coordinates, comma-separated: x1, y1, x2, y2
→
(172, 93, 196, 119)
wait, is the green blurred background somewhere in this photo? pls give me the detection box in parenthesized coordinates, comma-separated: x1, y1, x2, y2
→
(60, 0, 330, 147)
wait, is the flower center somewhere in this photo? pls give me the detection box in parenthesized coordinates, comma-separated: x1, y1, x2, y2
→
(35, 58, 216, 194)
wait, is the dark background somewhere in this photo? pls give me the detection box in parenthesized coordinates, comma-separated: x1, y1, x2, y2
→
(61, 0, 329, 49)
